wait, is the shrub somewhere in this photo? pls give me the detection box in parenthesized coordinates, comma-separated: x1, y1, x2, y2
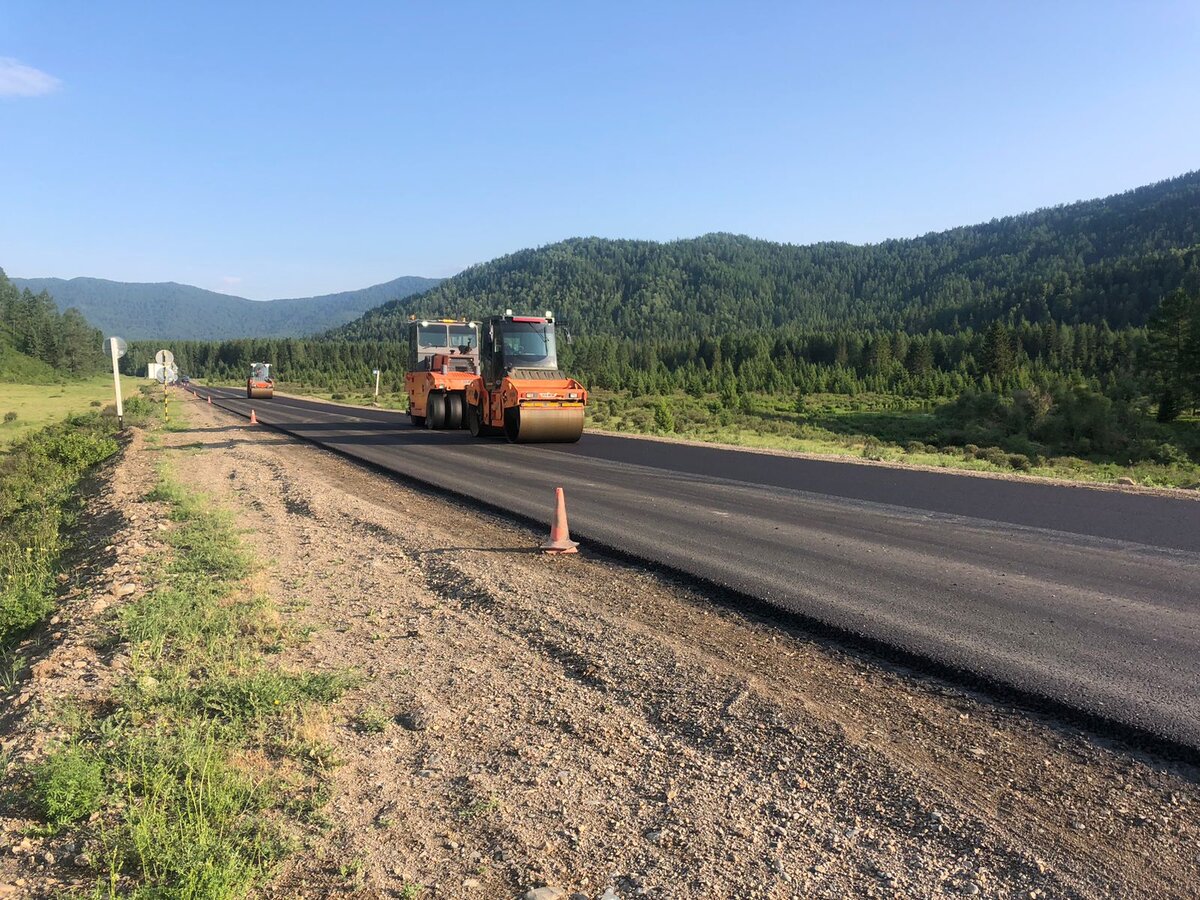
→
(1156, 442, 1193, 466)
(653, 400, 675, 433)
(1007, 453, 1033, 471)
(3, 411, 15, 424)
(904, 441, 925, 454)
(1, 415, 120, 643)
(981, 447, 1009, 467)
(44, 431, 119, 469)
(31, 744, 104, 825)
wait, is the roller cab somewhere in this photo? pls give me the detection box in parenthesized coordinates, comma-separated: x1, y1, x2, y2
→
(464, 312, 587, 443)
(403, 319, 480, 429)
(247, 362, 274, 399)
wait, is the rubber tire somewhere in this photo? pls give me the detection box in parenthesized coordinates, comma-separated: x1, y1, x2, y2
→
(467, 402, 501, 438)
(409, 412, 426, 427)
(426, 393, 446, 429)
(444, 393, 464, 429)
(503, 407, 521, 443)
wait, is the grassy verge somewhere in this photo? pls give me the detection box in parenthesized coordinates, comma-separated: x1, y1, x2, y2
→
(0, 412, 136, 647)
(21, 466, 352, 897)
(0, 376, 143, 449)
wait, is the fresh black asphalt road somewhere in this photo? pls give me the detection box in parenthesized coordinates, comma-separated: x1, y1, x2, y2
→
(198, 386, 1200, 751)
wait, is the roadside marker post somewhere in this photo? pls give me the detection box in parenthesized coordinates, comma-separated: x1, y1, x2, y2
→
(107, 336, 127, 429)
(373, 368, 381, 405)
(155, 350, 175, 424)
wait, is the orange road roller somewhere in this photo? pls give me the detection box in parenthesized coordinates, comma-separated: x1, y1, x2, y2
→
(403, 319, 481, 429)
(247, 362, 274, 399)
(464, 311, 586, 443)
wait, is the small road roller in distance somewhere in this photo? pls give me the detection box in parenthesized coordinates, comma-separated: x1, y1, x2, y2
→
(464, 311, 587, 443)
(247, 362, 274, 399)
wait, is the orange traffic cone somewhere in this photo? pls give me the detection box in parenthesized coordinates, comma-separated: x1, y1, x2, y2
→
(248, 409, 258, 425)
(541, 487, 578, 554)
(207, 395, 212, 405)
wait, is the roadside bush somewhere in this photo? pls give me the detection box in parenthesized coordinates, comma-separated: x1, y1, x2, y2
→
(3, 411, 15, 423)
(0, 414, 121, 644)
(962, 444, 981, 459)
(653, 399, 675, 433)
(30, 743, 105, 825)
(980, 447, 1010, 467)
(1007, 453, 1033, 471)
(123, 395, 152, 424)
(904, 441, 924, 454)
(1156, 442, 1193, 466)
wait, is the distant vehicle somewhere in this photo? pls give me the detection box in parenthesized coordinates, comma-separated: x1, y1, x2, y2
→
(179, 374, 190, 385)
(247, 362, 274, 399)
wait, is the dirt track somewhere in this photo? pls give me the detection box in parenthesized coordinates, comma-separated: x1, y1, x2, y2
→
(3, 394, 1199, 899)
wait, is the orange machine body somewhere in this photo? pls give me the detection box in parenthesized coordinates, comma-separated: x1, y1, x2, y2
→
(403, 320, 481, 429)
(464, 313, 586, 443)
(247, 362, 274, 399)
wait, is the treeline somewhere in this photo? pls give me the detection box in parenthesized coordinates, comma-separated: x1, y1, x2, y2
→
(123, 339, 415, 392)
(127, 319, 1146, 402)
(333, 172, 1200, 343)
(568, 319, 1146, 401)
(0, 268, 107, 377)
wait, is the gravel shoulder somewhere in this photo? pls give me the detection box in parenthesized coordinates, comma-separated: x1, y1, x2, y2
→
(3, 393, 1198, 899)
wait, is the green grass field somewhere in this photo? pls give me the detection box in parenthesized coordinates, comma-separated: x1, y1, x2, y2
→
(0, 375, 145, 448)
(588, 390, 1200, 489)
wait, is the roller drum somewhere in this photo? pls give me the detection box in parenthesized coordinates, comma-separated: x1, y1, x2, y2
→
(504, 405, 585, 443)
(248, 387, 274, 399)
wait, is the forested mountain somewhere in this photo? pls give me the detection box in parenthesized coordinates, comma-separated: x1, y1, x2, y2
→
(334, 172, 1200, 342)
(11, 275, 442, 341)
(0, 268, 106, 380)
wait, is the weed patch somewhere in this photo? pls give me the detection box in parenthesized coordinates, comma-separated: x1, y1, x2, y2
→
(0, 413, 122, 645)
(19, 471, 349, 897)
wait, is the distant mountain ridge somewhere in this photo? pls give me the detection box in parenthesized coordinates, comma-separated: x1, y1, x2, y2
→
(11, 275, 443, 340)
(332, 171, 1200, 343)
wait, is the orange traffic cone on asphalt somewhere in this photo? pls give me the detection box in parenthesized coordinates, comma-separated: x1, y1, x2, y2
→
(541, 487, 578, 554)
(248, 409, 258, 425)
(207, 395, 212, 404)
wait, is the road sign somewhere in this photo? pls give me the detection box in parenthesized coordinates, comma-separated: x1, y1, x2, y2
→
(156, 365, 179, 384)
(155, 349, 175, 367)
(107, 336, 127, 358)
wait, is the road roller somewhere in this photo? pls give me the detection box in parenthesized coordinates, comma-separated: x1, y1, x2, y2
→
(464, 311, 587, 443)
(403, 319, 481, 429)
(247, 362, 274, 399)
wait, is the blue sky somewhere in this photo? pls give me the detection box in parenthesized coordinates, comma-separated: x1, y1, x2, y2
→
(2, 1, 1198, 299)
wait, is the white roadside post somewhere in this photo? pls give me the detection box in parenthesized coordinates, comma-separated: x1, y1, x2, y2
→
(373, 368, 381, 405)
(108, 336, 127, 429)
